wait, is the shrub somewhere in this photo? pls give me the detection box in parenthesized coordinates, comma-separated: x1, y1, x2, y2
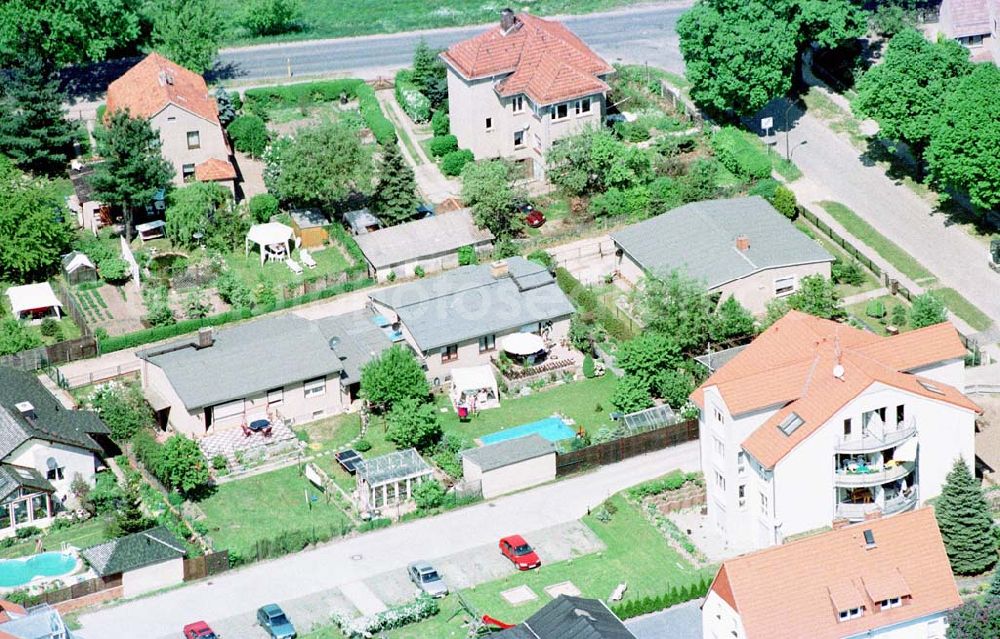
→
(568, 315, 592, 352)
(865, 298, 886, 318)
(142, 286, 175, 327)
(241, 0, 300, 37)
(613, 120, 650, 142)
(627, 470, 699, 499)
(413, 480, 446, 510)
(457, 245, 477, 266)
(39, 318, 61, 339)
(771, 184, 798, 219)
(441, 149, 474, 176)
(890, 303, 908, 327)
(555, 268, 633, 341)
(611, 375, 653, 413)
(429, 134, 458, 158)
(414, 265, 426, 278)
(583, 354, 596, 378)
(211, 455, 228, 471)
(249, 193, 280, 223)
(333, 595, 439, 638)
(526, 249, 555, 270)
(831, 257, 865, 286)
(89, 382, 153, 442)
(98, 256, 131, 284)
(748, 177, 780, 200)
(15, 526, 41, 540)
(711, 126, 771, 179)
(431, 110, 449, 136)
(354, 439, 372, 452)
(394, 69, 431, 123)
(227, 115, 269, 158)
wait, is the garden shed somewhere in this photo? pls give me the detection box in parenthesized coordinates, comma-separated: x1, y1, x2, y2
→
(289, 208, 330, 248)
(355, 448, 433, 512)
(344, 208, 382, 235)
(5, 283, 62, 321)
(461, 434, 556, 499)
(61, 251, 97, 285)
(449, 365, 500, 413)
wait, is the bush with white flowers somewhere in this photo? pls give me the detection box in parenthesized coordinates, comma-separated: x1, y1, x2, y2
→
(332, 594, 439, 638)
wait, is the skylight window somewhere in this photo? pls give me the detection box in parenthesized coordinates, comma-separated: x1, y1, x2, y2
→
(15, 468, 33, 479)
(917, 379, 944, 395)
(778, 412, 804, 436)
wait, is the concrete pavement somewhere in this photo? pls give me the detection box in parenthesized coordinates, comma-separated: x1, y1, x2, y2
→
(626, 600, 703, 639)
(76, 441, 700, 638)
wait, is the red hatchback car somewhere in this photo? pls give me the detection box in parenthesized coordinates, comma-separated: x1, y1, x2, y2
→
(183, 621, 219, 639)
(499, 535, 541, 570)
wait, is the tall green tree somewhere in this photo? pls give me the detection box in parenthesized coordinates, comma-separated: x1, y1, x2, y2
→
(360, 345, 430, 412)
(385, 398, 443, 451)
(947, 598, 1000, 639)
(677, 0, 865, 116)
(909, 292, 948, 328)
(785, 274, 843, 319)
(264, 122, 372, 207)
(0, 164, 73, 282)
(0, 55, 78, 176)
(92, 110, 173, 241)
(616, 333, 683, 390)
(852, 29, 971, 159)
(710, 295, 756, 342)
(460, 159, 523, 238)
(989, 565, 1000, 599)
(165, 181, 232, 248)
(411, 38, 448, 108)
(372, 140, 418, 226)
(157, 434, 211, 496)
(108, 479, 153, 537)
(927, 64, 1000, 213)
(935, 458, 996, 575)
(0, 319, 42, 356)
(633, 270, 713, 352)
(149, 0, 224, 73)
(547, 129, 652, 197)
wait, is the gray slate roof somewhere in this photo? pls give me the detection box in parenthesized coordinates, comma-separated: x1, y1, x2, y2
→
(81, 526, 185, 577)
(611, 196, 833, 289)
(314, 310, 393, 385)
(370, 257, 574, 352)
(355, 209, 494, 269)
(138, 314, 343, 411)
(0, 464, 55, 502)
(496, 596, 636, 639)
(462, 434, 555, 471)
(0, 367, 108, 461)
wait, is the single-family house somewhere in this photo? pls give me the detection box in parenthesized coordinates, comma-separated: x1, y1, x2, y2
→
(0, 367, 112, 536)
(138, 312, 391, 438)
(494, 595, 637, 638)
(611, 197, 834, 315)
(939, 0, 999, 62)
(81, 526, 186, 599)
(0, 600, 76, 639)
(369, 257, 574, 383)
(355, 209, 494, 282)
(440, 9, 614, 180)
(462, 434, 556, 499)
(106, 53, 236, 192)
(702, 508, 960, 639)
(691, 311, 978, 552)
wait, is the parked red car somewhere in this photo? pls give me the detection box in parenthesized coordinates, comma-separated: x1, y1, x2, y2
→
(499, 534, 541, 570)
(183, 621, 218, 639)
(517, 202, 546, 228)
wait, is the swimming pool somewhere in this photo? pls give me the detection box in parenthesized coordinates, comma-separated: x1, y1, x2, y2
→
(480, 417, 576, 446)
(0, 552, 78, 588)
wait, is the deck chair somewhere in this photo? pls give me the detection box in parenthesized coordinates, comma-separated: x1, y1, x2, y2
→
(300, 249, 317, 269)
(286, 258, 304, 275)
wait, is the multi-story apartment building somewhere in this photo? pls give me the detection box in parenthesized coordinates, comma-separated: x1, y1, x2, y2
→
(440, 9, 614, 180)
(691, 311, 979, 551)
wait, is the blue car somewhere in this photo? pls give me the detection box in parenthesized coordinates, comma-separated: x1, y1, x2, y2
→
(257, 604, 296, 639)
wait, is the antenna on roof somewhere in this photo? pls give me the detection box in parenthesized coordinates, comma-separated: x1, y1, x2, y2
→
(832, 331, 844, 380)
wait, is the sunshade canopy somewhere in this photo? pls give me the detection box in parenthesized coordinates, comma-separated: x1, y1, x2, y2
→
(501, 332, 545, 356)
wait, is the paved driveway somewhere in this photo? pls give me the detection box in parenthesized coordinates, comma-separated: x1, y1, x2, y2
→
(76, 441, 700, 639)
(626, 600, 704, 639)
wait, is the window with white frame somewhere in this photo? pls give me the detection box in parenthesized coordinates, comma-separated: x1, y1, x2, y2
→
(267, 387, 283, 406)
(45, 457, 64, 481)
(553, 103, 569, 120)
(513, 130, 525, 148)
(714, 437, 724, 458)
(714, 470, 726, 492)
(713, 407, 724, 423)
(759, 490, 769, 516)
(303, 377, 326, 398)
(479, 334, 496, 353)
(575, 98, 591, 115)
(738, 484, 747, 509)
(186, 130, 201, 149)
(879, 598, 901, 610)
(441, 344, 459, 362)
(737, 451, 747, 475)
(534, 133, 542, 149)
(182, 163, 196, 180)
(838, 607, 863, 621)
(774, 276, 796, 296)
(485, 117, 493, 131)
(512, 96, 524, 113)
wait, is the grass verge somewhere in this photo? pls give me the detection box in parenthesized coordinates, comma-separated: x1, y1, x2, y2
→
(932, 287, 993, 332)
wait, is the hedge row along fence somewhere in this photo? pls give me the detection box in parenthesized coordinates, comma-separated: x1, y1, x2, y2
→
(610, 577, 712, 620)
(98, 278, 374, 353)
(394, 69, 431, 123)
(555, 267, 635, 341)
(243, 79, 396, 145)
(710, 126, 772, 180)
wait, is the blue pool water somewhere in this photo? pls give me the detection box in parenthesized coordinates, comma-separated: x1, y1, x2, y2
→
(0, 552, 77, 588)
(480, 417, 576, 445)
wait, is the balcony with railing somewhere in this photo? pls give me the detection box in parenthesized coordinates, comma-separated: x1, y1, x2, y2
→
(835, 419, 917, 454)
(834, 461, 915, 487)
(835, 490, 918, 521)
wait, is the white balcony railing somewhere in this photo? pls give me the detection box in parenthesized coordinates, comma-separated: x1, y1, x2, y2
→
(834, 462, 915, 487)
(835, 423, 917, 453)
(835, 491, 918, 520)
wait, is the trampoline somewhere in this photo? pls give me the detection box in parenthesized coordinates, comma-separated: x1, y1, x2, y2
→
(480, 417, 575, 445)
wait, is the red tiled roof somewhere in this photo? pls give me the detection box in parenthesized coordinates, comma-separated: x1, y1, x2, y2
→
(710, 509, 961, 639)
(944, 0, 992, 37)
(692, 311, 979, 469)
(440, 13, 613, 106)
(0, 600, 25, 623)
(107, 53, 220, 125)
(194, 158, 237, 182)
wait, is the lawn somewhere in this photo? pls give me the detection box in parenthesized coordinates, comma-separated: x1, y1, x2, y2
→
(223, 244, 351, 292)
(27, 316, 83, 345)
(223, 0, 646, 45)
(385, 494, 712, 638)
(0, 517, 111, 559)
(844, 295, 910, 337)
(793, 219, 881, 297)
(931, 287, 993, 332)
(197, 465, 353, 558)
(818, 201, 936, 283)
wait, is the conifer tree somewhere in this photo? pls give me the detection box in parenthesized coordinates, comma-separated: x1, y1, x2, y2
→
(372, 140, 418, 226)
(935, 458, 997, 575)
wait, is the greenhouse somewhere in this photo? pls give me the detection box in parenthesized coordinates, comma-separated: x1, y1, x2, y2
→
(355, 448, 433, 512)
(623, 404, 679, 434)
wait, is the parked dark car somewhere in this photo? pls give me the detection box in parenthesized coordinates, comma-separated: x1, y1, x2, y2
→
(257, 604, 296, 639)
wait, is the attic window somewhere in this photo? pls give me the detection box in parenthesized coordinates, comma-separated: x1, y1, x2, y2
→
(917, 379, 944, 395)
(863, 529, 876, 548)
(778, 412, 804, 436)
(879, 597, 901, 610)
(838, 607, 863, 621)
(15, 468, 33, 480)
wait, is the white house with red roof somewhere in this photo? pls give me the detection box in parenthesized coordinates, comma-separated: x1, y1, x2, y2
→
(691, 311, 979, 552)
(106, 53, 236, 193)
(703, 508, 959, 639)
(440, 9, 613, 179)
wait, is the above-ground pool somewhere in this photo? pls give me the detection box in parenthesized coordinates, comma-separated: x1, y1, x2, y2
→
(0, 552, 78, 588)
(480, 417, 576, 446)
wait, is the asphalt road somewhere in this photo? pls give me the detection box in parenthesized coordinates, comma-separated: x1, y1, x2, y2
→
(215, 2, 690, 83)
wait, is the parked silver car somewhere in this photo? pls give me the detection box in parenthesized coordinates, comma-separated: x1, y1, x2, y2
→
(407, 561, 449, 598)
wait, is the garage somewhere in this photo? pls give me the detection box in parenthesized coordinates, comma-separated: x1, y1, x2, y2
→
(81, 526, 187, 599)
(461, 434, 556, 499)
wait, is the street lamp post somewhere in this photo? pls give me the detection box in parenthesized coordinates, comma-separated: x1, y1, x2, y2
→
(784, 101, 796, 161)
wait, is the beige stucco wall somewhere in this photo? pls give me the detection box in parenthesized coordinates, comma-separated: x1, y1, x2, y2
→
(122, 557, 184, 598)
(466, 453, 556, 499)
(374, 240, 494, 283)
(8, 440, 99, 499)
(150, 104, 229, 187)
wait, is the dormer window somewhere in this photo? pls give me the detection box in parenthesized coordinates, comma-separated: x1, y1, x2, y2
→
(879, 597, 901, 610)
(838, 607, 863, 621)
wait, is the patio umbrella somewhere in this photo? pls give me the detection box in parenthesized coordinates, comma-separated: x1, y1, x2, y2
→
(501, 332, 545, 356)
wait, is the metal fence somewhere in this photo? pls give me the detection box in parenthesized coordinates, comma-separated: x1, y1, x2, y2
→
(58, 361, 141, 389)
(799, 207, 883, 278)
(556, 419, 699, 476)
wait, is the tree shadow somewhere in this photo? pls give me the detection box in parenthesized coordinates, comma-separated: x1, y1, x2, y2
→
(204, 61, 247, 84)
(60, 56, 142, 101)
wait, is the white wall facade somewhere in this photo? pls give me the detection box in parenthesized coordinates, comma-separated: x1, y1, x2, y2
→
(466, 453, 556, 499)
(374, 241, 494, 283)
(702, 590, 746, 639)
(122, 557, 184, 598)
(8, 440, 99, 498)
(150, 105, 229, 188)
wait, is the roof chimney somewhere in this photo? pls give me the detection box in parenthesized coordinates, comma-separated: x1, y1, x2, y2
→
(196, 327, 214, 349)
(735, 234, 750, 252)
(490, 259, 510, 279)
(14, 402, 36, 424)
(500, 8, 517, 33)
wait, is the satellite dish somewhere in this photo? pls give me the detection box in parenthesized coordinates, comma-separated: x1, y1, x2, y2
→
(328, 336, 341, 350)
(833, 364, 845, 380)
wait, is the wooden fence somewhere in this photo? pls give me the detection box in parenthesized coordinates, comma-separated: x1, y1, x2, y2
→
(183, 550, 231, 581)
(556, 419, 699, 476)
(17, 574, 121, 607)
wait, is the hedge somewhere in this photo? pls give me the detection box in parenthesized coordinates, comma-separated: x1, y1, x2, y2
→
(326, 222, 367, 277)
(610, 577, 712, 619)
(243, 79, 396, 145)
(98, 278, 374, 353)
(711, 126, 771, 180)
(441, 149, 474, 176)
(429, 134, 458, 158)
(555, 267, 634, 341)
(394, 69, 431, 123)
